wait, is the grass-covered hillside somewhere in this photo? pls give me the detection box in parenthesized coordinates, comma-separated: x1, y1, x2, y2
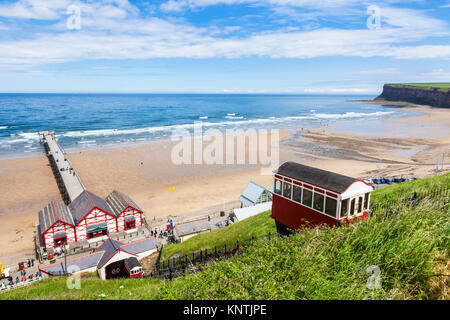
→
(2, 173, 449, 300)
(161, 209, 277, 260)
(387, 83, 450, 92)
(370, 173, 449, 205)
(161, 199, 449, 299)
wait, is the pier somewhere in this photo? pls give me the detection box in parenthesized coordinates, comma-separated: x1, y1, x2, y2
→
(39, 131, 85, 204)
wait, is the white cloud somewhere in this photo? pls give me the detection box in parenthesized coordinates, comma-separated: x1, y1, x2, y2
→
(160, 0, 362, 12)
(0, 0, 138, 20)
(0, 0, 448, 72)
(421, 68, 450, 80)
(303, 87, 378, 94)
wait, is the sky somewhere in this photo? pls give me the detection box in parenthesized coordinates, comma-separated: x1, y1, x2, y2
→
(0, 0, 449, 94)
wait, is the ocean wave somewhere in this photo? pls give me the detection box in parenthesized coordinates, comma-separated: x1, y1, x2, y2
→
(0, 126, 8, 130)
(313, 111, 394, 119)
(0, 110, 396, 144)
(17, 132, 40, 140)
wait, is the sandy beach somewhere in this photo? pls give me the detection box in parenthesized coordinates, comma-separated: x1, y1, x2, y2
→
(0, 105, 448, 266)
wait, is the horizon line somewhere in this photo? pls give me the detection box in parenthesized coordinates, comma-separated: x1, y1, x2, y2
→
(0, 91, 380, 95)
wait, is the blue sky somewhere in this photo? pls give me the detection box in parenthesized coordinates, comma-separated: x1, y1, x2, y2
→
(0, 0, 449, 94)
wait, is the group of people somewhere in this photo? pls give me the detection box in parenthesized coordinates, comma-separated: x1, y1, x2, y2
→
(150, 228, 169, 239)
(1, 271, 43, 289)
(26, 258, 35, 267)
(1, 259, 43, 290)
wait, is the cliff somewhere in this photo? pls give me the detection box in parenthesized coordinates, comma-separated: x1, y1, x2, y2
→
(376, 83, 450, 108)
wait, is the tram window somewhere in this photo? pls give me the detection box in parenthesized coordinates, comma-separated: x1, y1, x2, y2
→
(313, 193, 324, 212)
(283, 182, 292, 199)
(341, 199, 349, 218)
(325, 197, 337, 217)
(350, 198, 355, 216)
(302, 189, 312, 207)
(293, 185, 302, 203)
(274, 179, 282, 195)
(364, 193, 369, 209)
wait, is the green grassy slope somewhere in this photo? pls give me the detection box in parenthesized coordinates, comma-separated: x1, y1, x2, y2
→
(370, 173, 449, 206)
(161, 210, 277, 260)
(2, 173, 449, 300)
(0, 274, 162, 300)
(160, 200, 449, 299)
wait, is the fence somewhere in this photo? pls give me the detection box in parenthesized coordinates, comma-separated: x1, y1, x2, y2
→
(146, 185, 449, 281)
(370, 185, 449, 216)
(146, 232, 274, 280)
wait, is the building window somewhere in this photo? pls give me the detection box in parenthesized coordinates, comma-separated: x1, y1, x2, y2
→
(292, 185, 302, 203)
(350, 198, 355, 216)
(125, 219, 136, 230)
(364, 193, 369, 210)
(283, 181, 292, 199)
(274, 179, 282, 195)
(341, 199, 349, 218)
(357, 196, 363, 213)
(54, 236, 67, 247)
(325, 197, 337, 217)
(302, 189, 312, 207)
(88, 229, 107, 239)
(313, 193, 324, 212)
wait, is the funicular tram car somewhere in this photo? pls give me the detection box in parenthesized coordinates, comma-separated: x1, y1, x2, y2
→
(124, 257, 143, 278)
(271, 162, 373, 234)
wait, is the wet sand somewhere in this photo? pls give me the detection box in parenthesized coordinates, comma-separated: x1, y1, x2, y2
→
(0, 105, 448, 266)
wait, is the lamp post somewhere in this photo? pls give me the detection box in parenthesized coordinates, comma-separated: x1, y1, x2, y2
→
(64, 243, 67, 276)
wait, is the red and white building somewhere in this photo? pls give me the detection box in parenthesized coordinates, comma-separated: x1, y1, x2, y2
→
(69, 190, 118, 242)
(38, 200, 77, 249)
(105, 190, 143, 232)
(271, 162, 373, 234)
(38, 190, 145, 249)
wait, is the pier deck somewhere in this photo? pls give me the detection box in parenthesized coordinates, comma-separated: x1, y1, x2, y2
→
(40, 131, 85, 204)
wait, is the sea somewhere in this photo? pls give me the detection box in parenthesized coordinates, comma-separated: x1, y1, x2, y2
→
(0, 94, 414, 159)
